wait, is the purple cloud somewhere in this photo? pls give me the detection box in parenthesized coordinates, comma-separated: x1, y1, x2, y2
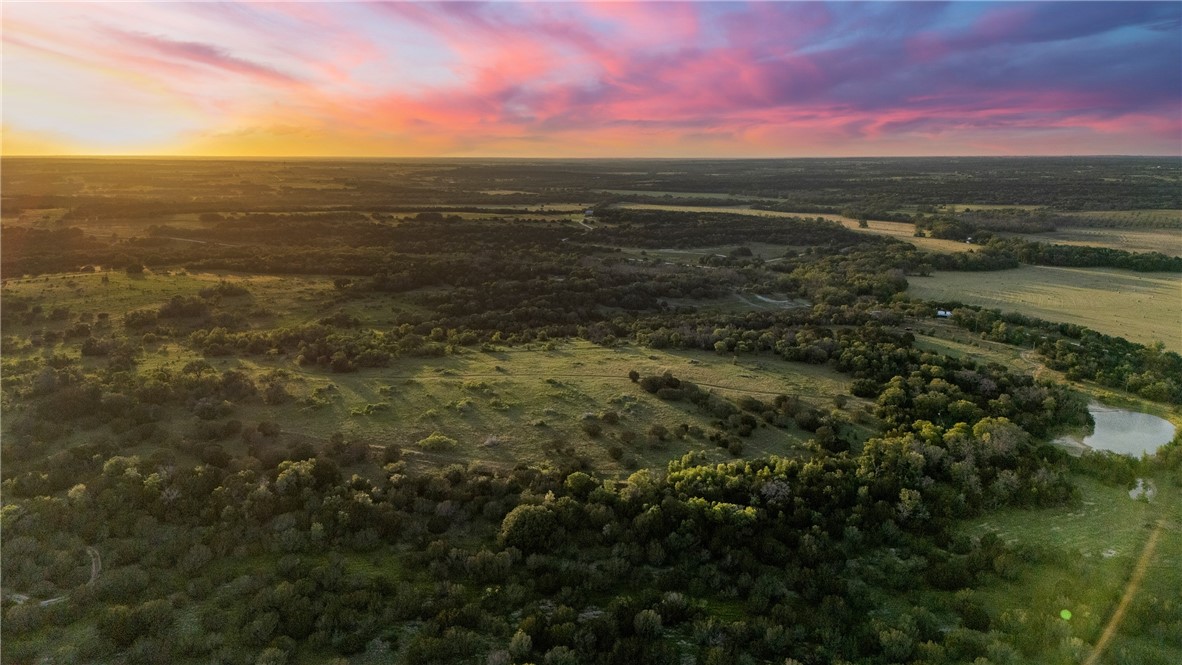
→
(108, 28, 302, 85)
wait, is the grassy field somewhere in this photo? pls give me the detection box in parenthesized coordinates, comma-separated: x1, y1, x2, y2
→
(1069, 209, 1182, 227)
(907, 266, 1182, 352)
(1, 270, 339, 329)
(911, 327, 1030, 368)
(968, 477, 1158, 560)
(965, 474, 1182, 664)
(944, 203, 1043, 211)
(1, 271, 867, 478)
(1004, 227, 1182, 258)
(193, 341, 864, 476)
(846, 219, 973, 253)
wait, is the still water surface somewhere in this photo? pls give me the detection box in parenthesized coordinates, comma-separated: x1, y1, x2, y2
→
(1083, 405, 1176, 457)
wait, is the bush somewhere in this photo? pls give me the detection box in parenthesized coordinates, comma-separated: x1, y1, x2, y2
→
(123, 309, 158, 329)
(639, 376, 663, 393)
(655, 388, 684, 401)
(634, 609, 663, 637)
(417, 432, 458, 451)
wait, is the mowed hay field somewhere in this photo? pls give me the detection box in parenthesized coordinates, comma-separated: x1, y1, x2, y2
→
(907, 266, 1182, 352)
(1006, 227, 1182, 258)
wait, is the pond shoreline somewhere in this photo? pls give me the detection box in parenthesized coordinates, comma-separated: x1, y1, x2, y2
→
(1053, 402, 1176, 458)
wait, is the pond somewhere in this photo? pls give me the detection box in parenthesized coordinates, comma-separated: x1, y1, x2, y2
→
(1082, 404, 1176, 457)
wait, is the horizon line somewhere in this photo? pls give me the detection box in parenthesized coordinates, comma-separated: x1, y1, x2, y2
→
(2, 153, 1179, 160)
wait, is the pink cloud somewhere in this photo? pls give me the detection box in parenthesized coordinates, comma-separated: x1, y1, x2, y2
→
(106, 29, 302, 85)
(3, 1, 1178, 156)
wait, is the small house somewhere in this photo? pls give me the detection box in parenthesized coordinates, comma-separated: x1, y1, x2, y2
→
(936, 309, 952, 318)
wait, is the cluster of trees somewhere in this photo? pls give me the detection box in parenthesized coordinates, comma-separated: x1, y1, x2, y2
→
(1002, 238, 1182, 272)
(8, 387, 1163, 664)
(954, 209, 1059, 233)
(948, 306, 1182, 404)
(0, 411, 1102, 665)
(914, 216, 981, 241)
(623, 313, 1090, 441)
(594, 209, 875, 249)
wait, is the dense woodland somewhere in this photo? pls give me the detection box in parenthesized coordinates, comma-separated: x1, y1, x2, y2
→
(2, 158, 1180, 664)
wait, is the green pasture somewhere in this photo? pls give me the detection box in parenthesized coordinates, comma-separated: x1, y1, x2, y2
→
(0, 267, 864, 476)
(216, 340, 863, 476)
(965, 475, 1182, 664)
(907, 267, 1182, 352)
(1004, 227, 1182, 258)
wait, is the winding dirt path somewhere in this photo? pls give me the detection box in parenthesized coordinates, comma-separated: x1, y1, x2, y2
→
(85, 546, 102, 586)
(34, 547, 101, 607)
(1018, 349, 1050, 382)
(1083, 519, 1164, 665)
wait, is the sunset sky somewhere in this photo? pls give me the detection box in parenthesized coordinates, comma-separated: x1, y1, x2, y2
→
(3, 1, 1179, 157)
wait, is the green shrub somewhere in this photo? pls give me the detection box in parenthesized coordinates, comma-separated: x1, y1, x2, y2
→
(418, 432, 458, 451)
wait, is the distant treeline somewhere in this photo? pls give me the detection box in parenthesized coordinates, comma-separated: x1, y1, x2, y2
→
(593, 209, 874, 249)
(5, 156, 1180, 216)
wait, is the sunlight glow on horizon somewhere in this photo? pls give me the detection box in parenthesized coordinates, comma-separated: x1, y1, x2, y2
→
(3, 2, 1180, 158)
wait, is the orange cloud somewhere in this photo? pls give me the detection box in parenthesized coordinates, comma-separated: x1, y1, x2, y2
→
(3, 2, 1178, 157)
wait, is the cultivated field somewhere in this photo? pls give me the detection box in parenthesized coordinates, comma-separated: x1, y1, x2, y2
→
(907, 266, 1182, 351)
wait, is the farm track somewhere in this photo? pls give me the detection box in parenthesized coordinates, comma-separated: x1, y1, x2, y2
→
(22, 547, 102, 607)
(1084, 519, 1165, 665)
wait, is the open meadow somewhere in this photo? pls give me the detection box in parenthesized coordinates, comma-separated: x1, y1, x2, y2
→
(1003, 227, 1182, 258)
(0, 269, 866, 479)
(907, 266, 1182, 352)
(967, 475, 1182, 665)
